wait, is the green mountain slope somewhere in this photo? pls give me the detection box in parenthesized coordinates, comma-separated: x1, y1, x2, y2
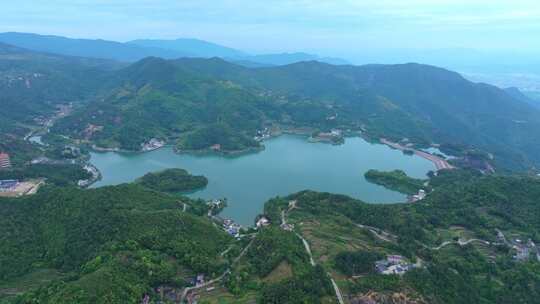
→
(53, 57, 278, 151)
(163, 59, 540, 170)
(0, 42, 119, 123)
(263, 171, 540, 304)
(0, 184, 230, 303)
(0, 43, 121, 164)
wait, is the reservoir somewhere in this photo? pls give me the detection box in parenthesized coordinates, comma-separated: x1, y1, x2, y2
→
(90, 135, 434, 225)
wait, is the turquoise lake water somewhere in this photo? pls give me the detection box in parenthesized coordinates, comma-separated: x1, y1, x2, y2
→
(90, 135, 434, 225)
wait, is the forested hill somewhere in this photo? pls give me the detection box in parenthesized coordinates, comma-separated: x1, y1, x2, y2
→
(52, 56, 540, 170)
(168, 58, 540, 169)
(0, 42, 119, 126)
(0, 184, 230, 303)
(0, 43, 120, 164)
(53, 57, 275, 151)
(263, 171, 540, 304)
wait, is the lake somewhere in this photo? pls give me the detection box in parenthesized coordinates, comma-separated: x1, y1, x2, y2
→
(90, 135, 434, 225)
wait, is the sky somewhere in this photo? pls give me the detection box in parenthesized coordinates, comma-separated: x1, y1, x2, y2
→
(1, 0, 539, 59)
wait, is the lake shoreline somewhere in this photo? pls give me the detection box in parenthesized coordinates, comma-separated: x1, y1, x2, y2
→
(88, 135, 435, 226)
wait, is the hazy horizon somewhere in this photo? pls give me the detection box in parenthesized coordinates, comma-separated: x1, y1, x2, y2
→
(2, 0, 539, 61)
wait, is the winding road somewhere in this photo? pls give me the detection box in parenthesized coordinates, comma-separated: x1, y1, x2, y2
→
(179, 237, 255, 303)
(284, 207, 344, 304)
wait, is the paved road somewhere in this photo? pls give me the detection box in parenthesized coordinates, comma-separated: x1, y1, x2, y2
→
(355, 223, 397, 243)
(380, 138, 454, 170)
(295, 232, 316, 266)
(430, 238, 490, 250)
(329, 276, 345, 304)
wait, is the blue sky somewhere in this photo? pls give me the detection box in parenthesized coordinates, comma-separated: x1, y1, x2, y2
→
(2, 0, 539, 57)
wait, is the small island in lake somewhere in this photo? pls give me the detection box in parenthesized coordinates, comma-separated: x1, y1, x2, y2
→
(136, 168, 208, 193)
(364, 169, 428, 195)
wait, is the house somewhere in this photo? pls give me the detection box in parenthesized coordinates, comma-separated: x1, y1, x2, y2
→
(387, 255, 405, 264)
(330, 129, 342, 136)
(227, 227, 239, 236)
(382, 264, 412, 275)
(210, 144, 221, 151)
(280, 223, 294, 231)
(141, 138, 165, 151)
(409, 189, 427, 202)
(0, 153, 11, 169)
(288, 200, 297, 208)
(256, 217, 270, 228)
(141, 294, 150, 304)
(514, 244, 531, 261)
(62, 146, 81, 157)
(207, 199, 224, 208)
(375, 255, 416, 275)
(0, 180, 19, 192)
(196, 274, 205, 286)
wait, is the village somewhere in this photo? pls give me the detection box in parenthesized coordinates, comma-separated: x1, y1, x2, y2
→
(496, 229, 540, 262)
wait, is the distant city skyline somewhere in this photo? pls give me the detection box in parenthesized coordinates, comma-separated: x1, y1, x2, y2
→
(2, 0, 539, 60)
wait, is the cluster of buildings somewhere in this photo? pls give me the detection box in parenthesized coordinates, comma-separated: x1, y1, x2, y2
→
(206, 199, 226, 216)
(513, 239, 539, 262)
(206, 199, 225, 208)
(77, 165, 100, 188)
(326, 113, 338, 121)
(0, 179, 19, 192)
(253, 128, 271, 142)
(62, 146, 81, 158)
(408, 189, 427, 203)
(495, 230, 540, 262)
(0, 153, 11, 169)
(141, 138, 165, 152)
(375, 255, 417, 275)
(319, 129, 342, 138)
(310, 129, 344, 144)
(222, 218, 242, 237)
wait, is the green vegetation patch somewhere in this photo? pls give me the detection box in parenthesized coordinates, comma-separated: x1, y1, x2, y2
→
(0, 164, 90, 186)
(136, 168, 208, 193)
(0, 184, 231, 303)
(365, 169, 427, 195)
(334, 250, 384, 276)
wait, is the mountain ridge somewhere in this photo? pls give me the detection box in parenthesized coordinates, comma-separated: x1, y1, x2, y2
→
(0, 32, 349, 66)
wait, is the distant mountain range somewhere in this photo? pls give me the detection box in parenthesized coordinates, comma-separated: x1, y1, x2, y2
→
(505, 87, 540, 109)
(0, 32, 349, 66)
